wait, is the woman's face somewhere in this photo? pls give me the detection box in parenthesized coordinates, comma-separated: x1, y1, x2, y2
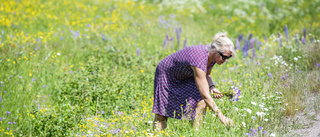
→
(215, 50, 232, 65)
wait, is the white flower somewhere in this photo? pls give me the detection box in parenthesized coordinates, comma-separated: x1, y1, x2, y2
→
(252, 116, 256, 120)
(246, 109, 252, 114)
(147, 121, 153, 124)
(251, 102, 257, 106)
(264, 119, 269, 121)
(256, 112, 266, 117)
(234, 107, 239, 111)
(294, 57, 298, 61)
(57, 53, 61, 56)
(264, 108, 269, 111)
(242, 122, 246, 127)
(270, 133, 276, 136)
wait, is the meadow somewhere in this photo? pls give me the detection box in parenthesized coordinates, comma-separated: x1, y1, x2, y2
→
(1, 0, 320, 136)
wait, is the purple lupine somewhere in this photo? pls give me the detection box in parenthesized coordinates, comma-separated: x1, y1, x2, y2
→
(170, 36, 174, 49)
(235, 39, 240, 50)
(250, 38, 256, 58)
(175, 27, 181, 48)
(162, 34, 169, 48)
(268, 73, 272, 78)
(136, 48, 140, 56)
(310, 37, 314, 43)
(278, 33, 282, 47)
(183, 38, 187, 48)
(102, 34, 106, 41)
(301, 38, 306, 44)
(285, 84, 288, 87)
(242, 39, 249, 57)
(281, 76, 285, 80)
(284, 25, 289, 40)
(238, 34, 244, 42)
(264, 35, 268, 43)
(256, 41, 260, 50)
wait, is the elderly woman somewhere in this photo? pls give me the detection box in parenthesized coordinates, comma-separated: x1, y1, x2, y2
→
(152, 32, 235, 130)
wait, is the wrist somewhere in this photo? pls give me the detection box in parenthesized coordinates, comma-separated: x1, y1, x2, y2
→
(209, 85, 216, 90)
(217, 112, 223, 118)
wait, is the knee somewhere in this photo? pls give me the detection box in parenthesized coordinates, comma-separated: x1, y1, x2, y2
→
(155, 114, 167, 122)
(196, 100, 207, 110)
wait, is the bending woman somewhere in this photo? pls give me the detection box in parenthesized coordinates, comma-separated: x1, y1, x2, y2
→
(152, 32, 235, 130)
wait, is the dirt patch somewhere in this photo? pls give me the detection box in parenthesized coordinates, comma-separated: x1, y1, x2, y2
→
(283, 93, 320, 137)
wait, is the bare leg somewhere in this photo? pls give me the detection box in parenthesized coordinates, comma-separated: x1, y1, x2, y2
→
(193, 100, 207, 130)
(153, 114, 168, 131)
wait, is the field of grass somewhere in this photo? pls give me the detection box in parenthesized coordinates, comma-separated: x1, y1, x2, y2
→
(1, 0, 320, 136)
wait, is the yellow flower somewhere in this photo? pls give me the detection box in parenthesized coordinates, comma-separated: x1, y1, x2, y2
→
(29, 73, 32, 76)
(13, 61, 15, 64)
(140, 69, 144, 73)
(7, 59, 10, 61)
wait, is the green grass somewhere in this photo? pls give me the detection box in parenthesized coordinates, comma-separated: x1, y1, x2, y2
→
(0, 0, 320, 136)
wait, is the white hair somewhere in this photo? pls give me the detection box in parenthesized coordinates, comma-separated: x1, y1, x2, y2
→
(207, 32, 236, 57)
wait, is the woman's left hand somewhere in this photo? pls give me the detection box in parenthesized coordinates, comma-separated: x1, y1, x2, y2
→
(210, 88, 224, 99)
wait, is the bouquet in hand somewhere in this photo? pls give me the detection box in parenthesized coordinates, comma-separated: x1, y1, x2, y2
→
(212, 86, 241, 102)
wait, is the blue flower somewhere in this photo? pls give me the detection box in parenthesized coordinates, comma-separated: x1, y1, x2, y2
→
(268, 73, 272, 78)
(43, 85, 46, 88)
(317, 63, 320, 67)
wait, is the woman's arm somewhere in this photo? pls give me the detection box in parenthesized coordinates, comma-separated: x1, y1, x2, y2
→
(191, 66, 233, 126)
(206, 67, 223, 98)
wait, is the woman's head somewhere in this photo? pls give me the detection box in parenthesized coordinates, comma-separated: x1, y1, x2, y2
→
(207, 32, 236, 65)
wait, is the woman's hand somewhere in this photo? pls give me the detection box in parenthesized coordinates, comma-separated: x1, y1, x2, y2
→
(218, 113, 234, 127)
(210, 88, 224, 99)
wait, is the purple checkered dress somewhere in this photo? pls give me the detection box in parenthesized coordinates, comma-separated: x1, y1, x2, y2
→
(152, 45, 215, 120)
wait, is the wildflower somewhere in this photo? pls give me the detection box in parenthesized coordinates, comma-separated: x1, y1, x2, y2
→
(43, 85, 46, 88)
(294, 57, 298, 61)
(270, 133, 276, 137)
(256, 112, 266, 117)
(317, 63, 320, 67)
(6, 111, 10, 116)
(268, 73, 272, 78)
(281, 76, 285, 80)
(251, 102, 257, 106)
(298, 71, 302, 73)
(136, 48, 140, 56)
(259, 126, 263, 130)
(284, 25, 289, 40)
(57, 53, 61, 56)
(242, 122, 246, 127)
(32, 78, 36, 82)
(183, 38, 187, 48)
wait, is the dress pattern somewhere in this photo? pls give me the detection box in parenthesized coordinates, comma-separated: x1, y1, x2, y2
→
(152, 45, 215, 120)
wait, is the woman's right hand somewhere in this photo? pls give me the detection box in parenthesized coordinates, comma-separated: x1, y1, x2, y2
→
(218, 114, 234, 127)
